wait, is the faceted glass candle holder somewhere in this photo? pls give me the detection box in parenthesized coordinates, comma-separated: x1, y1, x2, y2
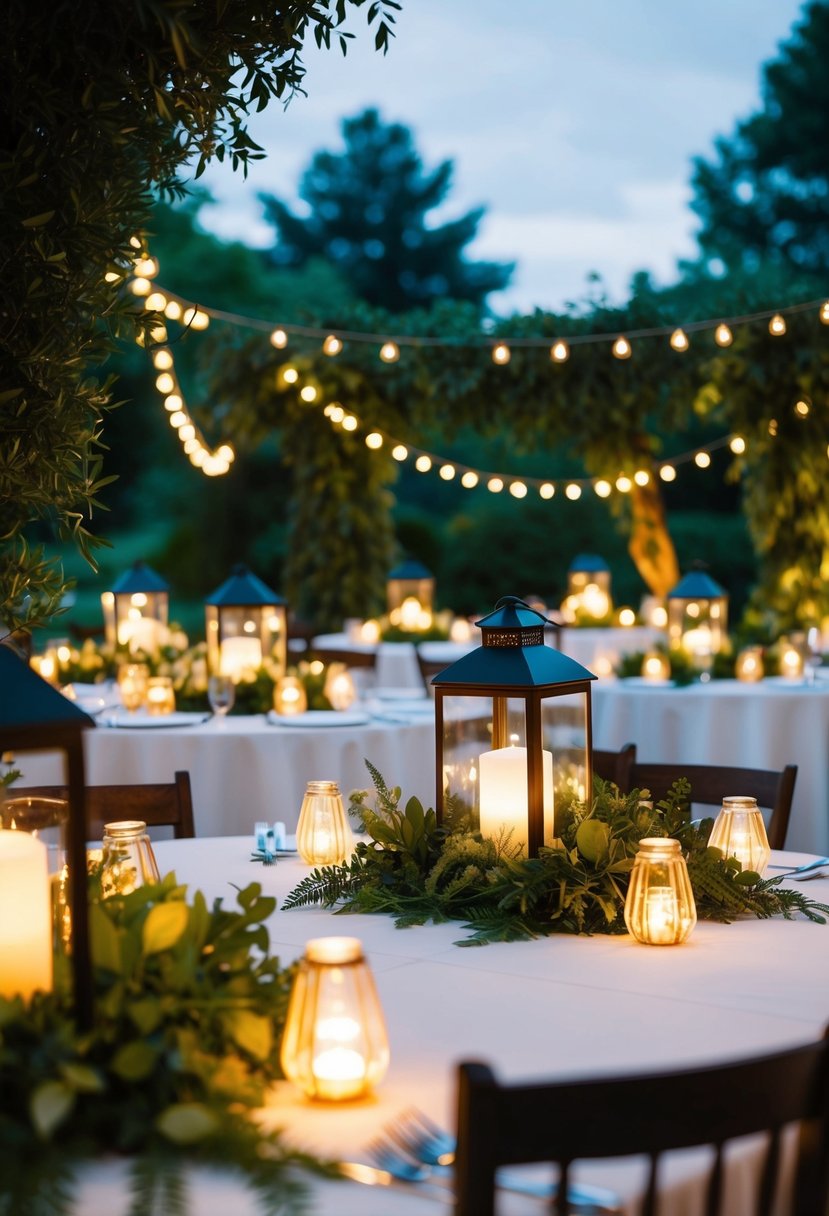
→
(296, 781, 354, 866)
(707, 796, 771, 876)
(624, 837, 697, 946)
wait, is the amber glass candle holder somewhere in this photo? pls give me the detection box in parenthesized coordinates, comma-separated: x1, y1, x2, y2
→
(296, 781, 354, 865)
(280, 936, 389, 1101)
(273, 675, 308, 716)
(624, 837, 696, 946)
(707, 796, 771, 876)
(145, 676, 175, 715)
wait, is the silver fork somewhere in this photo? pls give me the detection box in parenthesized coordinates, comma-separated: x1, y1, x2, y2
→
(368, 1114, 623, 1213)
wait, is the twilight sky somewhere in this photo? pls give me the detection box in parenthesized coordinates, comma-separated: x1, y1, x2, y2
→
(198, 0, 807, 315)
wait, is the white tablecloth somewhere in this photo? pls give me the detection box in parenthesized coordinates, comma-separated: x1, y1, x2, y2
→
(311, 633, 473, 689)
(593, 677, 829, 855)
(74, 836, 829, 1215)
(557, 625, 664, 672)
(22, 710, 436, 837)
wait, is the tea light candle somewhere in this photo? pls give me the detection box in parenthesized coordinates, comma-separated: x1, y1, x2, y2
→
(641, 651, 671, 682)
(359, 619, 381, 644)
(145, 677, 175, 715)
(779, 644, 803, 680)
(736, 646, 764, 683)
(478, 745, 554, 855)
(0, 831, 53, 1000)
(450, 617, 473, 643)
(220, 636, 262, 680)
(645, 886, 679, 945)
(399, 596, 424, 631)
(325, 669, 357, 711)
(273, 675, 308, 716)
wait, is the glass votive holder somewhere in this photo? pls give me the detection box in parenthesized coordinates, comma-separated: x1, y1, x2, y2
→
(707, 796, 771, 876)
(280, 936, 390, 1101)
(779, 637, 804, 680)
(117, 662, 150, 712)
(146, 676, 175, 715)
(641, 651, 671, 682)
(624, 837, 697, 946)
(735, 646, 764, 682)
(273, 675, 308, 716)
(101, 820, 161, 897)
(296, 780, 354, 865)
(324, 666, 357, 711)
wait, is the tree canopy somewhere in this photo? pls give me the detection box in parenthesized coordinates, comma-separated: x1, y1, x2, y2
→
(260, 108, 514, 312)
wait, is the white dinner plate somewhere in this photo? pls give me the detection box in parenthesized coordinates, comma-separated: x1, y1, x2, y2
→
(99, 710, 211, 729)
(266, 709, 370, 728)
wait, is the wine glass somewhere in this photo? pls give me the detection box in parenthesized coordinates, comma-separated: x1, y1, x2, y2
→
(804, 626, 823, 686)
(208, 674, 236, 720)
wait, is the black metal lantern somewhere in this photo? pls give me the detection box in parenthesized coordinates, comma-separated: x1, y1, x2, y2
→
(432, 597, 597, 857)
(667, 569, 728, 664)
(204, 564, 287, 682)
(101, 560, 170, 652)
(386, 558, 435, 627)
(0, 647, 95, 1025)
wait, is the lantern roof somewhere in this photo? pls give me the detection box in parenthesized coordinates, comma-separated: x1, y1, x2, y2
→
(433, 596, 596, 689)
(388, 558, 433, 581)
(0, 646, 95, 731)
(110, 561, 169, 595)
(205, 563, 284, 607)
(567, 553, 609, 573)
(668, 570, 727, 600)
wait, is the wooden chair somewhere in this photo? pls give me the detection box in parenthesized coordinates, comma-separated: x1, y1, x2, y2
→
(310, 646, 377, 671)
(11, 770, 196, 840)
(592, 742, 636, 789)
(628, 760, 797, 851)
(455, 1031, 829, 1216)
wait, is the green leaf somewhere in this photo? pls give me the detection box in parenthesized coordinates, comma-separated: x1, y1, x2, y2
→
(89, 901, 122, 974)
(31, 1081, 75, 1138)
(21, 210, 55, 227)
(59, 1062, 105, 1093)
(142, 901, 189, 955)
(127, 997, 163, 1035)
(156, 1103, 219, 1144)
(111, 1040, 159, 1081)
(222, 1009, 273, 1061)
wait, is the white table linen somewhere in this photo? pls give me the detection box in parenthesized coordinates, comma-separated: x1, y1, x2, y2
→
(311, 633, 473, 689)
(75, 836, 829, 1215)
(592, 677, 829, 854)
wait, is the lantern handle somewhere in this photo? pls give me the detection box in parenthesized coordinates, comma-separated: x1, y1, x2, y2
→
(492, 595, 558, 629)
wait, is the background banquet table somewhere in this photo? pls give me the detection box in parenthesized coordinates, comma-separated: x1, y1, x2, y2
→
(592, 677, 829, 855)
(22, 707, 436, 837)
(76, 835, 829, 1215)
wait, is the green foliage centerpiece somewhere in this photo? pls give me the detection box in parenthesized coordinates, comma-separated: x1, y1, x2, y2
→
(284, 763, 829, 945)
(0, 873, 328, 1216)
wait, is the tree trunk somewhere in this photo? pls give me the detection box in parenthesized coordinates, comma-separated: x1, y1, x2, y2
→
(628, 481, 680, 597)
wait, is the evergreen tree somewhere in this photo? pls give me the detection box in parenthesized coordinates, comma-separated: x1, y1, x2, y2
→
(689, 1, 829, 278)
(260, 108, 514, 312)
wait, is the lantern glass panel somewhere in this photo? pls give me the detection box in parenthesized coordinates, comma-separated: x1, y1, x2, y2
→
(206, 603, 286, 681)
(667, 596, 728, 663)
(387, 576, 435, 614)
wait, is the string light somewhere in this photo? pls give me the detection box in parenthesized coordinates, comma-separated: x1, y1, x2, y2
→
(300, 385, 318, 403)
(323, 335, 343, 356)
(615, 475, 633, 493)
(145, 292, 167, 312)
(612, 336, 632, 360)
(768, 313, 787, 337)
(164, 300, 182, 321)
(491, 342, 511, 365)
(379, 341, 400, 363)
(392, 444, 408, 461)
(439, 464, 456, 480)
(509, 481, 527, 498)
(270, 328, 288, 349)
(669, 328, 689, 352)
(130, 278, 151, 297)
(821, 302, 829, 325)
(633, 469, 650, 486)
(342, 414, 358, 431)
(695, 451, 711, 468)
(729, 436, 746, 454)
(152, 350, 173, 370)
(539, 483, 555, 499)
(550, 340, 570, 363)
(794, 397, 811, 417)
(282, 367, 299, 385)
(594, 479, 612, 498)
(155, 372, 174, 394)
(768, 419, 778, 437)
(415, 455, 432, 472)
(565, 483, 582, 500)
(659, 465, 677, 482)
(715, 323, 733, 346)
(461, 471, 479, 488)
(487, 477, 504, 493)
(365, 432, 384, 449)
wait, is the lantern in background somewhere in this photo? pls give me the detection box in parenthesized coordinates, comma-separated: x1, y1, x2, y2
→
(562, 554, 612, 623)
(281, 936, 389, 1101)
(386, 559, 435, 630)
(667, 569, 728, 666)
(707, 797, 770, 877)
(205, 564, 286, 682)
(641, 651, 671, 682)
(0, 647, 95, 1025)
(624, 838, 696, 945)
(432, 597, 596, 857)
(273, 675, 308, 716)
(101, 561, 169, 653)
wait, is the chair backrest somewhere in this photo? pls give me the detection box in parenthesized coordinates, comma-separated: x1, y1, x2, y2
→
(455, 1031, 829, 1216)
(629, 760, 797, 851)
(415, 647, 451, 695)
(11, 770, 196, 839)
(311, 646, 378, 670)
(592, 742, 636, 789)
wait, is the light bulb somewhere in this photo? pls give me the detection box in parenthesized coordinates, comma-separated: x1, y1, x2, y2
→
(329, 406, 344, 423)
(270, 328, 288, 349)
(612, 336, 632, 359)
(550, 340, 570, 363)
(169, 411, 187, 428)
(669, 328, 689, 352)
(615, 475, 633, 493)
(130, 277, 151, 296)
(152, 350, 173, 370)
(695, 451, 711, 468)
(714, 323, 733, 346)
(144, 292, 167, 312)
(365, 432, 383, 450)
(768, 313, 786, 336)
(391, 444, 408, 461)
(794, 397, 811, 418)
(539, 483, 555, 499)
(184, 307, 209, 330)
(282, 367, 299, 385)
(729, 436, 746, 454)
(461, 471, 479, 488)
(659, 465, 677, 482)
(216, 445, 234, 462)
(415, 455, 432, 472)
(491, 342, 511, 365)
(300, 386, 317, 402)
(342, 415, 358, 432)
(565, 483, 582, 500)
(164, 394, 182, 412)
(379, 341, 400, 363)
(178, 424, 195, 442)
(820, 302, 829, 325)
(155, 372, 174, 394)
(487, 477, 504, 493)
(594, 480, 612, 498)
(323, 335, 343, 356)
(633, 469, 650, 486)
(133, 256, 158, 278)
(509, 481, 527, 498)
(439, 464, 456, 480)
(164, 300, 182, 321)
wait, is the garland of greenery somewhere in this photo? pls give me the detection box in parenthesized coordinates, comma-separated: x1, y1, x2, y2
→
(0, 873, 329, 1216)
(283, 762, 829, 945)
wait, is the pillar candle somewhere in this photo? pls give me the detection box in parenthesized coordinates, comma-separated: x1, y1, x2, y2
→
(0, 830, 53, 1000)
(478, 745, 554, 855)
(220, 636, 262, 679)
